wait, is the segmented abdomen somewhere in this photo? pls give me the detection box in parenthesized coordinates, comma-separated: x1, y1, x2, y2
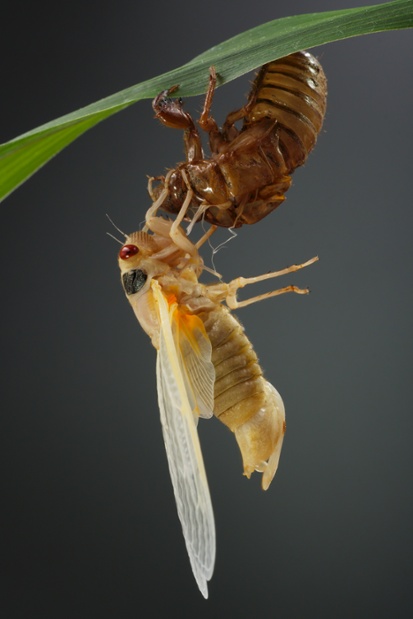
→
(200, 306, 266, 428)
(245, 51, 327, 172)
(198, 304, 285, 489)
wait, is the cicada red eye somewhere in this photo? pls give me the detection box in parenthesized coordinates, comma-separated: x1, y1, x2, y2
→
(119, 244, 139, 260)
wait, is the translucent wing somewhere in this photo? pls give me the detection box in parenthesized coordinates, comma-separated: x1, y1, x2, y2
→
(172, 304, 215, 421)
(152, 280, 216, 598)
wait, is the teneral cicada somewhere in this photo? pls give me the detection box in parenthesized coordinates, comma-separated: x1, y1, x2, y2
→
(117, 213, 317, 596)
(149, 51, 327, 229)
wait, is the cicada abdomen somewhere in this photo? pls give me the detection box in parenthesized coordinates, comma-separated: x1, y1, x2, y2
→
(244, 51, 328, 173)
(198, 305, 286, 490)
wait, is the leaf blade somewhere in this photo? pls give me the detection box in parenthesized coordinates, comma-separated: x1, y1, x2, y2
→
(1, 0, 412, 202)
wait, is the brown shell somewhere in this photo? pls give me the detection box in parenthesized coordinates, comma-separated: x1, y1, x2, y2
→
(151, 51, 327, 228)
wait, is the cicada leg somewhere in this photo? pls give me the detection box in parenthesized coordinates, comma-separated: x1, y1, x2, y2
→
(147, 175, 166, 201)
(195, 224, 218, 250)
(152, 86, 204, 163)
(207, 256, 319, 309)
(197, 66, 230, 154)
(144, 170, 175, 225)
(226, 256, 319, 309)
(198, 66, 245, 152)
(198, 66, 218, 132)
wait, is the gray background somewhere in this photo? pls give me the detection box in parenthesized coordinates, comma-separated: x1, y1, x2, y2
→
(1, 1, 412, 617)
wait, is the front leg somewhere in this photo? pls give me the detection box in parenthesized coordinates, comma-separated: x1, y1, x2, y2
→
(146, 213, 197, 258)
(152, 87, 204, 162)
(145, 178, 202, 259)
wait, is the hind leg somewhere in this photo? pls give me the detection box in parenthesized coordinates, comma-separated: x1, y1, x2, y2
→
(206, 256, 319, 308)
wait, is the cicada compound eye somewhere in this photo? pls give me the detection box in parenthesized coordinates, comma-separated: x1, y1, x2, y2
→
(119, 244, 139, 260)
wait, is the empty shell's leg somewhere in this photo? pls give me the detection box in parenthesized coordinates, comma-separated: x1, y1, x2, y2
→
(152, 87, 204, 162)
(198, 67, 233, 153)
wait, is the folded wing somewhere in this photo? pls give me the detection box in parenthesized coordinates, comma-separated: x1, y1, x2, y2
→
(153, 280, 216, 598)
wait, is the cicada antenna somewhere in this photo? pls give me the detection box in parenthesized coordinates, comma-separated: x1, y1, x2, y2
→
(106, 232, 124, 245)
(106, 214, 127, 244)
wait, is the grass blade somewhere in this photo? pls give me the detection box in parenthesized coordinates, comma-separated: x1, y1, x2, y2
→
(1, 0, 412, 203)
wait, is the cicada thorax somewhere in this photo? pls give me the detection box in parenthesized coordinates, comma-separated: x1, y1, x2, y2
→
(244, 51, 328, 173)
(150, 162, 230, 223)
(197, 304, 286, 490)
(150, 138, 292, 229)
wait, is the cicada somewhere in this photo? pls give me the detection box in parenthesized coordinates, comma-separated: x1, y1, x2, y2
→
(117, 213, 317, 596)
(149, 51, 327, 229)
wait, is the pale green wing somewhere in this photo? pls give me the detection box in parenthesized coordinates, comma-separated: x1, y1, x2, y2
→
(153, 280, 215, 598)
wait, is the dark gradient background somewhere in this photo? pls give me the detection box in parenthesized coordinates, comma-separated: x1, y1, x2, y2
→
(1, 1, 412, 617)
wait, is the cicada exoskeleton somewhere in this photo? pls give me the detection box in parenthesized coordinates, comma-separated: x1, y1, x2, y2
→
(149, 51, 327, 228)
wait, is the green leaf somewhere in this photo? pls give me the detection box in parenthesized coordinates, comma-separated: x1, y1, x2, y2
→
(1, 0, 412, 203)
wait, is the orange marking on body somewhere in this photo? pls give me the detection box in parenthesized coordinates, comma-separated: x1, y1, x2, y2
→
(173, 306, 209, 353)
(166, 292, 178, 306)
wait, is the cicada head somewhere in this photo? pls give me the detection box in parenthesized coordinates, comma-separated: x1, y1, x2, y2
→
(118, 231, 161, 297)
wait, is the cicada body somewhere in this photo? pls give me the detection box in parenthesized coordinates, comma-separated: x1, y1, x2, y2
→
(149, 50, 327, 228)
(118, 215, 317, 596)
